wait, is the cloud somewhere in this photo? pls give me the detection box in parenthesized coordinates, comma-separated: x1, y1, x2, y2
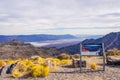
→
(0, 0, 120, 35)
(99, 13, 120, 17)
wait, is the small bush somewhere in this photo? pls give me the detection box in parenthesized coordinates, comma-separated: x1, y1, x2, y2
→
(60, 60, 71, 66)
(30, 64, 49, 77)
(6, 60, 16, 65)
(52, 58, 61, 66)
(90, 63, 98, 70)
(12, 69, 21, 78)
(41, 64, 49, 77)
(72, 54, 80, 59)
(57, 53, 70, 60)
(0, 60, 6, 67)
(106, 48, 120, 56)
(30, 64, 43, 77)
(31, 56, 45, 64)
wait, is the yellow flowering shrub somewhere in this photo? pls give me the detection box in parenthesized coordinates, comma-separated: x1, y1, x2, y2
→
(30, 64, 43, 77)
(0, 56, 72, 78)
(6, 60, 16, 65)
(12, 69, 21, 78)
(32, 56, 45, 64)
(15, 62, 28, 72)
(57, 53, 71, 60)
(20, 59, 33, 69)
(41, 64, 49, 77)
(60, 60, 71, 66)
(0, 60, 6, 68)
(52, 58, 61, 66)
(11, 61, 32, 78)
(91, 63, 98, 70)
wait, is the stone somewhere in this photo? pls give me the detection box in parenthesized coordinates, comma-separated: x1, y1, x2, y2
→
(0, 65, 10, 77)
(72, 59, 86, 68)
(106, 56, 120, 65)
(0, 62, 18, 77)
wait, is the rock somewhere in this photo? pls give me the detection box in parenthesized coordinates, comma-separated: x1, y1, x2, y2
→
(106, 56, 120, 65)
(6, 62, 18, 74)
(0, 65, 10, 77)
(72, 59, 86, 68)
(0, 62, 18, 77)
(46, 60, 53, 68)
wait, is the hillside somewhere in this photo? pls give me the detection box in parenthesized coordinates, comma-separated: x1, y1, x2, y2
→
(83, 32, 120, 50)
(60, 32, 120, 54)
(0, 40, 61, 59)
(0, 34, 76, 42)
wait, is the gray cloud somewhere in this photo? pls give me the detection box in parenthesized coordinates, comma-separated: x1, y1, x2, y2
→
(98, 13, 120, 17)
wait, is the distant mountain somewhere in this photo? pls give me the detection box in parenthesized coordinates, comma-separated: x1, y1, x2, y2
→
(60, 32, 120, 54)
(0, 34, 76, 42)
(0, 40, 61, 59)
(83, 32, 120, 50)
(28, 34, 103, 49)
(75, 35, 103, 39)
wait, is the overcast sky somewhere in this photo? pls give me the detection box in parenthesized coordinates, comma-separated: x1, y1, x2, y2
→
(0, 0, 120, 35)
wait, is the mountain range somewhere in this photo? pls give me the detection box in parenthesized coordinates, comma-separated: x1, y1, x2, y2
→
(0, 34, 102, 49)
(0, 34, 76, 42)
(75, 34, 103, 39)
(0, 32, 120, 56)
(60, 32, 120, 54)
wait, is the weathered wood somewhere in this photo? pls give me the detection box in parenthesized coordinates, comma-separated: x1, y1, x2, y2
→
(72, 59, 86, 68)
(106, 56, 120, 65)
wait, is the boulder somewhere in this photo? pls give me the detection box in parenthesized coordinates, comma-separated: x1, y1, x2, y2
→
(0, 65, 10, 77)
(106, 56, 120, 65)
(0, 62, 17, 77)
(72, 59, 86, 68)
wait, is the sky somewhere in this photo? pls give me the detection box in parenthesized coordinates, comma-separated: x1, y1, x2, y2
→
(0, 0, 120, 35)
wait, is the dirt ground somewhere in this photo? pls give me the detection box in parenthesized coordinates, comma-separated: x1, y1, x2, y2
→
(1, 57, 120, 80)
